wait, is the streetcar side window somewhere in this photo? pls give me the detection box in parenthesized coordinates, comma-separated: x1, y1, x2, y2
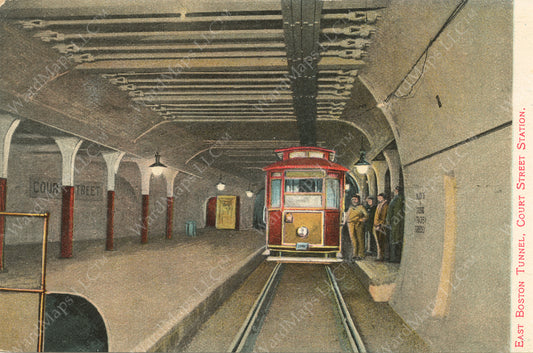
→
(326, 178, 340, 208)
(270, 179, 281, 208)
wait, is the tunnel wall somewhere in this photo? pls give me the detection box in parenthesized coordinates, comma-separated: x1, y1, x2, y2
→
(360, 1, 512, 351)
(4, 147, 255, 245)
(5, 145, 63, 243)
(172, 171, 255, 232)
(396, 128, 510, 352)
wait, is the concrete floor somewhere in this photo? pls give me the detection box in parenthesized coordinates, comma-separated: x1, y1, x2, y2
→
(1, 228, 265, 352)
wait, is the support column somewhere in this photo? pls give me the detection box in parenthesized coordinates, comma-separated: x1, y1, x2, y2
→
(106, 190, 115, 250)
(367, 167, 377, 198)
(135, 159, 152, 244)
(141, 195, 149, 244)
(166, 197, 173, 239)
(351, 171, 367, 200)
(60, 186, 75, 258)
(0, 178, 5, 272)
(55, 137, 83, 258)
(102, 151, 125, 251)
(383, 149, 402, 189)
(163, 169, 179, 240)
(0, 116, 19, 271)
(371, 160, 389, 195)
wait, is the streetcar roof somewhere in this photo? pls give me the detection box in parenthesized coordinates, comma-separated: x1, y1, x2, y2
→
(263, 157, 349, 172)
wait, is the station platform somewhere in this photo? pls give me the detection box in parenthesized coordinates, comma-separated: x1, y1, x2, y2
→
(351, 257, 400, 302)
(1, 230, 406, 351)
(31, 228, 264, 352)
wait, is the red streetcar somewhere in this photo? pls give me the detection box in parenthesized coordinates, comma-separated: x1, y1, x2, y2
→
(263, 146, 348, 263)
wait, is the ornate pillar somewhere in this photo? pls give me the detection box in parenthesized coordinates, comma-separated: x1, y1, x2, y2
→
(163, 169, 179, 239)
(55, 137, 83, 258)
(371, 160, 389, 195)
(351, 171, 367, 200)
(366, 167, 377, 198)
(135, 159, 152, 244)
(141, 194, 149, 244)
(383, 149, 402, 190)
(0, 115, 19, 271)
(102, 152, 125, 250)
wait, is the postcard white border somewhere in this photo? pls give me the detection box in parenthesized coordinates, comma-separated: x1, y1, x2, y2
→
(511, 0, 533, 351)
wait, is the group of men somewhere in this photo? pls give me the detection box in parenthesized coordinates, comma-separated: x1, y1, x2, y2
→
(344, 186, 404, 263)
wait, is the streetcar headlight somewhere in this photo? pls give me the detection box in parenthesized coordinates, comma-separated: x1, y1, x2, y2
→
(296, 226, 309, 238)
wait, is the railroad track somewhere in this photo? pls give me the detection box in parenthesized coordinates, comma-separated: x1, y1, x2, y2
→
(228, 263, 366, 353)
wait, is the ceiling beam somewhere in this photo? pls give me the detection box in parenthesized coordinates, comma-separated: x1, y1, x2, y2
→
(75, 56, 363, 72)
(1, 0, 386, 18)
(33, 29, 284, 42)
(132, 94, 292, 102)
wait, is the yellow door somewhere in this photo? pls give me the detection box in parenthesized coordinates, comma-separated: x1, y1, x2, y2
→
(215, 195, 237, 229)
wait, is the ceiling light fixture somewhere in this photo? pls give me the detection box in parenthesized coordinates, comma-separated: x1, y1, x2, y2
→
(245, 185, 254, 198)
(149, 152, 167, 176)
(354, 138, 371, 174)
(216, 177, 226, 191)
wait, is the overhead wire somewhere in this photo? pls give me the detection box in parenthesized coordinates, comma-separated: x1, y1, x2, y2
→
(384, 0, 469, 103)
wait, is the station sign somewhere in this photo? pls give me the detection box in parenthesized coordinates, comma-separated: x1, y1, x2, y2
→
(29, 176, 104, 201)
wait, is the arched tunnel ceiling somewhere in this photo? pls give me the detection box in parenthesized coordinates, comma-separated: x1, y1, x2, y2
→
(0, 0, 394, 184)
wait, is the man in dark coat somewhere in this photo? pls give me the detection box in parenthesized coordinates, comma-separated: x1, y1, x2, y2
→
(373, 193, 389, 261)
(364, 196, 377, 257)
(387, 186, 404, 263)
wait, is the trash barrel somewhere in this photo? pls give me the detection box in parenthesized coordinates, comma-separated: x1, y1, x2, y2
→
(185, 221, 197, 237)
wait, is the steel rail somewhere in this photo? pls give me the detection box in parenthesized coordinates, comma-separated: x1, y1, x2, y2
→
(227, 262, 284, 353)
(325, 265, 367, 353)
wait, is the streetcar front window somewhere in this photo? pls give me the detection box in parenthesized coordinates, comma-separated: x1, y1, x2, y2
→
(284, 194, 322, 208)
(285, 178, 322, 193)
(284, 178, 323, 208)
(270, 179, 281, 208)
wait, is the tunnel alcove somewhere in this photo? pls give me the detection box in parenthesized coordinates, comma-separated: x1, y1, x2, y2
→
(43, 293, 108, 352)
(253, 188, 266, 230)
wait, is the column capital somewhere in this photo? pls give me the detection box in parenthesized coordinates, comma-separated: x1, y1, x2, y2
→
(349, 171, 366, 199)
(366, 167, 377, 197)
(134, 158, 152, 195)
(55, 137, 83, 186)
(0, 115, 20, 179)
(371, 160, 388, 195)
(371, 160, 388, 176)
(102, 151, 125, 191)
(163, 169, 179, 197)
(383, 149, 401, 190)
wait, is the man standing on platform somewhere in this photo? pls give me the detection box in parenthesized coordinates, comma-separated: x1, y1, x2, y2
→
(387, 186, 404, 263)
(345, 195, 368, 261)
(373, 193, 389, 261)
(364, 196, 377, 257)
